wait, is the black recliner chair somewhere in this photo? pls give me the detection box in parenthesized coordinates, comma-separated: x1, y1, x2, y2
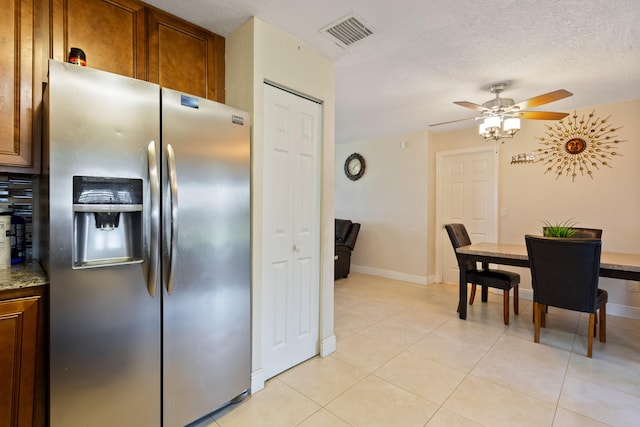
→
(335, 219, 360, 280)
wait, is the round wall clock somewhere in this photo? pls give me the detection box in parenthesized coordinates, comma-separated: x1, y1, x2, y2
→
(344, 153, 365, 181)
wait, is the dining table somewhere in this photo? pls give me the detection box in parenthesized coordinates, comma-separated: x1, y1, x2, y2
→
(455, 242, 640, 320)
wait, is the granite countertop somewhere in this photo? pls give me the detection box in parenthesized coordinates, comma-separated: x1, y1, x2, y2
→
(0, 261, 49, 292)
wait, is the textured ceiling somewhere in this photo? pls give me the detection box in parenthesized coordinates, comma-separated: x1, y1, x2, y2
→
(144, 0, 640, 144)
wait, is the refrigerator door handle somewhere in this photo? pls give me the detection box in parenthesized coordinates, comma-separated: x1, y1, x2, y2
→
(166, 143, 179, 294)
(147, 141, 160, 297)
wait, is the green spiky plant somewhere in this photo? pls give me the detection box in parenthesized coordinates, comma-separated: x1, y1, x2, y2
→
(542, 219, 578, 237)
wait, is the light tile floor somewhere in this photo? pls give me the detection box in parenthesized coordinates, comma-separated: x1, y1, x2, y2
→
(200, 273, 640, 427)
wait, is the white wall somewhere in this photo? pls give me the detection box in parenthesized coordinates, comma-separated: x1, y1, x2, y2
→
(225, 17, 335, 393)
(335, 130, 429, 284)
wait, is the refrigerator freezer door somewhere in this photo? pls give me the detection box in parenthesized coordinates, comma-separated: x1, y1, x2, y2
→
(161, 89, 251, 426)
(47, 60, 161, 426)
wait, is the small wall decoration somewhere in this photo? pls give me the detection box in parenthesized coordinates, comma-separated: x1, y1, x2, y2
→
(511, 152, 536, 164)
(536, 111, 625, 181)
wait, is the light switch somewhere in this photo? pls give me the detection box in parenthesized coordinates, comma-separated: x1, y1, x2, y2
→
(500, 208, 509, 218)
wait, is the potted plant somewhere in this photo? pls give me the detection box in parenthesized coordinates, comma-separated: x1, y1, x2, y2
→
(542, 219, 578, 237)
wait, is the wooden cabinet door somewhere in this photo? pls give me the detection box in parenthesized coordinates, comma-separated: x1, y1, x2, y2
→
(0, 294, 41, 427)
(50, 0, 146, 79)
(0, 0, 37, 171)
(147, 8, 225, 102)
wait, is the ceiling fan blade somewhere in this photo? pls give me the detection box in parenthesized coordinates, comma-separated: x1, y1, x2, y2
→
(454, 101, 489, 112)
(518, 111, 569, 120)
(512, 89, 573, 110)
(429, 116, 477, 127)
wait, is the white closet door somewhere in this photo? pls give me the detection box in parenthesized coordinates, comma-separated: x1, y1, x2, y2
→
(262, 83, 321, 379)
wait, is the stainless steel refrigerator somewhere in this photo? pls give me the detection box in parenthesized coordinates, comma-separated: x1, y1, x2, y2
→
(42, 60, 251, 426)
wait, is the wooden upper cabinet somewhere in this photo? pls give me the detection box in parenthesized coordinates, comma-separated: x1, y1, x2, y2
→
(50, 0, 225, 102)
(50, 0, 147, 79)
(0, 0, 38, 171)
(147, 8, 225, 102)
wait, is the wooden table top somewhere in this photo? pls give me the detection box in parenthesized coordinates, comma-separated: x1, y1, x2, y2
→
(457, 242, 640, 274)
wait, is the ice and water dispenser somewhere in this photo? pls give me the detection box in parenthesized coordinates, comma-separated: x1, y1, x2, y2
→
(73, 176, 143, 268)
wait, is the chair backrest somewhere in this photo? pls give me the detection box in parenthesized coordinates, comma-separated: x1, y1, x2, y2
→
(542, 227, 602, 238)
(444, 223, 476, 272)
(335, 219, 361, 250)
(570, 228, 603, 239)
(525, 235, 602, 313)
(344, 223, 360, 250)
(335, 219, 353, 243)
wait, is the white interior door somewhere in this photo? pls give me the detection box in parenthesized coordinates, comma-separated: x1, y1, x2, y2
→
(438, 147, 497, 284)
(262, 83, 321, 380)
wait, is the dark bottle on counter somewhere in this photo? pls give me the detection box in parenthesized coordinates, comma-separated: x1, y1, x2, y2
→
(68, 47, 86, 66)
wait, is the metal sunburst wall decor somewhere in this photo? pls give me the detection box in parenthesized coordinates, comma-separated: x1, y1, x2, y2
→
(536, 111, 625, 181)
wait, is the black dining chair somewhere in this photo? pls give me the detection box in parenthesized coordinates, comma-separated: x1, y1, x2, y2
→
(445, 223, 520, 325)
(537, 228, 602, 320)
(525, 235, 607, 358)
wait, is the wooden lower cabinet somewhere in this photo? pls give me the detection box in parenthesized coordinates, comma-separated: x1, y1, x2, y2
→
(0, 286, 46, 427)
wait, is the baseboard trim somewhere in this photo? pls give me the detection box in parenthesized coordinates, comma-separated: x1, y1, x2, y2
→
(250, 369, 265, 394)
(519, 288, 533, 301)
(320, 335, 336, 357)
(350, 264, 427, 285)
(607, 303, 640, 320)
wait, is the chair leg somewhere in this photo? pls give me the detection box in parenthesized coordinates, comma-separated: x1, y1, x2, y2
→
(531, 302, 544, 323)
(587, 313, 595, 358)
(503, 290, 509, 325)
(481, 285, 488, 302)
(533, 302, 541, 343)
(469, 284, 477, 305)
(513, 285, 519, 315)
(540, 306, 546, 328)
(458, 283, 471, 312)
(599, 304, 607, 343)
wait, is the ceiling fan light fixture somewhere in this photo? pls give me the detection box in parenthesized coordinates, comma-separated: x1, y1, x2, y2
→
(503, 117, 521, 133)
(430, 84, 572, 144)
(484, 116, 501, 129)
(479, 116, 520, 141)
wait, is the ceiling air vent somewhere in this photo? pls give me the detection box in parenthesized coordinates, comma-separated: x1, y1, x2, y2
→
(321, 14, 373, 48)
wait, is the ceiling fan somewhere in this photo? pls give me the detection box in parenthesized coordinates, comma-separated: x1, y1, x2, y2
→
(429, 83, 573, 141)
